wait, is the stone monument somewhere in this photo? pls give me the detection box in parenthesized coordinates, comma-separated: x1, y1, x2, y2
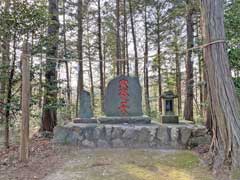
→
(98, 75, 151, 124)
(160, 91, 179, 123)
(74, 90, 97, 123)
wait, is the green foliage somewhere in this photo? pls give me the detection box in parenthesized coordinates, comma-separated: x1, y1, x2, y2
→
(0, 1, 48, 38)
(225, 0, 240, 71)
(233, 77, 240, 96)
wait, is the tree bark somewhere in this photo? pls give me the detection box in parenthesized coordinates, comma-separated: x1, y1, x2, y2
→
(201, 0, 240, 168)
(128, 0, 138, 77)
(156, 7, 162, 114)
(76, 0, 84, 116)
(98, 0, 104, 113)
(63, 0, 71, 119)
(41, 0, 59, 131)
(0, 0, 10, 125)
(123, 0, 129, 76)
(20, 42, 30, 162)
(144, 4, 150, 115)
(116, 0, 121, 75)
(184, 0, 194, 121)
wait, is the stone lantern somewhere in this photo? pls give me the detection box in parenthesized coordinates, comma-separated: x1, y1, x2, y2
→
(160, 91, 179, 123)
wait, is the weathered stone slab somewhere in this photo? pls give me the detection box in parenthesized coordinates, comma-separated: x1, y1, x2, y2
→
(104, 75, 143, 117)
(98, 116, 151, 124)
(78, 90, 93, 118)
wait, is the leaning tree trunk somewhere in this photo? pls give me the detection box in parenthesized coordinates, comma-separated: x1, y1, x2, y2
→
(201, 0, 240, 168)
(128, 0, 138, 77)
(41, 0, 59, 132)
(184, 1, 194, 121)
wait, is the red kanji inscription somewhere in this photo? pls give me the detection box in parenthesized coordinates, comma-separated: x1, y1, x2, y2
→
(118, 79, 129, 115)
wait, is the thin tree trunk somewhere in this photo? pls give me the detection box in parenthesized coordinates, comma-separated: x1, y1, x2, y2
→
(38, 49, 43, 108)
(76, 0, 84, 116)
(20, 42, 30, 162)
(184, 0, 194, 121)
(116, 0, 121, 75)
(128, 0, 138, 77)
(41, 0, 59, 131)
(98, 0, 104, 113)
(201, 0, 240, 168)
(5, 32, 17, 148)
(144, 4, 150, 115)
(156, 9, 162, 114)
(63, 0, 71, 117)
(175, 40, 181, 116)
(123, 0, 129, 76)
(86, 13, 95, 112)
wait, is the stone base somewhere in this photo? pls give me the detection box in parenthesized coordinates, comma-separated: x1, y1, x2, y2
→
(161, 115, 179, 124)
(73, 118, 97, 124)
(53, 122, 210, 149)
(98, 116, 151, 124)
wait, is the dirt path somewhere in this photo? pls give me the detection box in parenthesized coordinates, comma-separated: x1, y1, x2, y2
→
(44, 148, 214, 180)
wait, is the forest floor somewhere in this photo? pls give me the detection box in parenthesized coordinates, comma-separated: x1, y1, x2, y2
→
(0, 135, 233, 180)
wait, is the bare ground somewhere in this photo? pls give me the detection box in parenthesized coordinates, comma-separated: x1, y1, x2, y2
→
(0, 136, 220, 180)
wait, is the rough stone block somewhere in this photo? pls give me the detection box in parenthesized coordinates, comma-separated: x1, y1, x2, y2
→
(161, 115, 179, 124)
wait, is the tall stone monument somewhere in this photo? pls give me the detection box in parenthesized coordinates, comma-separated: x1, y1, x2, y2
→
(99, 75, 151, 124)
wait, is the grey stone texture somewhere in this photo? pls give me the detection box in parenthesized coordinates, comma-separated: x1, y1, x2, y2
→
(53, 122, 211, 149)
(78, 90, 93, 118)
(98, 116, 151, 124)
(161, 115, 179, 123)
(104, 75, 143, 117)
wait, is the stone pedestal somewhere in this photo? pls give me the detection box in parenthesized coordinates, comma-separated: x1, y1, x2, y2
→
(161, 115, 179, 124)
(53, 122, 211, 149)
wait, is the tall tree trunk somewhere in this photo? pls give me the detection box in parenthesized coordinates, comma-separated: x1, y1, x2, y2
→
(201, 0, 240, 168)
(20, 42, 30, 162)
(86, 13, 95, 112)
(128, 0, 138, 77)
(41, 0, 59, 132)
(184, 0, 194, 121)
(0, 0, 10, 125)
(123, 0, 129, 76)
(76, 0, 84, 116)
(39, 49, 43, 108)
(5, 32, 17, 148)
(98, 0, 104, 113)
(174, 33, 181, 116)
(63, 0, 71, 119)
(144, 4, 150, 115)
(156, 8, 162, 114)
(116, 0, 121, 75)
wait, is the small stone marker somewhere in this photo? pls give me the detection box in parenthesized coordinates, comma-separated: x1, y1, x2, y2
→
(78, 90, 93, 118)
(104, 75, 143, 117)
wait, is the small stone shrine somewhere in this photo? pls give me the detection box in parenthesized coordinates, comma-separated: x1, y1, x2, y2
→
(160, 91, 179, 123)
